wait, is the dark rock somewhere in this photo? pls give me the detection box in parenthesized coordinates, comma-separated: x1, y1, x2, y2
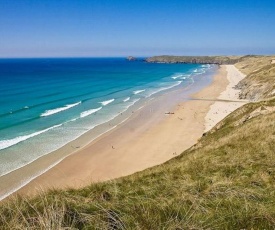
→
(126, 56, 136, 61)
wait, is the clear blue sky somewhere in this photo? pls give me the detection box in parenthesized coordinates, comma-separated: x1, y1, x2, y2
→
(1, 0, 275, 57)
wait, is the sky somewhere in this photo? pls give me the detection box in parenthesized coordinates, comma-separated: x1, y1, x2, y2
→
(0, 0, 275, 57)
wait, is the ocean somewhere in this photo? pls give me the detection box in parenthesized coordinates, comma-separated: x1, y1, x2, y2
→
(0, 58, 215, 199)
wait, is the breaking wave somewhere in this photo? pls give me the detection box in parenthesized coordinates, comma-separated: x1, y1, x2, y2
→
(41, 102, 81, 117)
(80, 107, 102, 118)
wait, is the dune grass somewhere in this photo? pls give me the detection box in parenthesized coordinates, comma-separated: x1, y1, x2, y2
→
(235, 55, 275, 75)
(236, 63, 275, 100)
(0, 98, 274, 229)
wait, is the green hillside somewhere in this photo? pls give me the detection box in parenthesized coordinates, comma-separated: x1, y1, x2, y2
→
(1, 98, 274, 229)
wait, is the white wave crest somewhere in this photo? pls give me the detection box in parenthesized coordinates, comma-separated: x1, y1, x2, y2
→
(99, 99, 114, 106)
(202, 64, 211, 68)
(171, 73, 192, 80)
(133, 89, 145, 95)
(0, 124, 62, 151)
(80, 107, 102, 118)
(170, 73, 183, 79)
(147, 81, 182, 97)
(173, 74, 191, 80)
(41, 102, 81, 117)
(123, 97, 130, 102)
(126, 98, 140, 107)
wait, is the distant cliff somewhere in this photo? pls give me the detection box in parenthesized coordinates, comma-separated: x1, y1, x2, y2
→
(145, 55, 256, 65)
(146, 55, 275, 101)
(235, 55, 275, 100)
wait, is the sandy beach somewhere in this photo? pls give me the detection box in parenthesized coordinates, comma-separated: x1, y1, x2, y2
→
(13, 65, 247, 197)
(204, 65, 247, 132)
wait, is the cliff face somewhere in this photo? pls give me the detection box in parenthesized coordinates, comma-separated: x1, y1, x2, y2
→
(236, 63, 275, 101)
(234, 56, 275, 100)
(145, 55, 243, 64)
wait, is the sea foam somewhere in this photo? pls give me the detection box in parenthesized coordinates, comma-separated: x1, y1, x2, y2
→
(80, 107, 102, 118)
(123, 97, 130, 102)
(0, 124, 62, 151)
(146, 81, 182, 97)
(133, 89, 145, 95)
(99, 99, 115, 106)
(125, 98, 140, 108)
(171, 73, 184, 79)
(41, 102, 81, 117)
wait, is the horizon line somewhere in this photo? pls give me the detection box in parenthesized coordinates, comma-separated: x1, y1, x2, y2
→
(0, 54, 274, 59)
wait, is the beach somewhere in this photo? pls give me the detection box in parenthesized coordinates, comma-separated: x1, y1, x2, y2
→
(204, 65, 247, 132)
(11, 65, 247, 197)
(0, 59, 212, 200)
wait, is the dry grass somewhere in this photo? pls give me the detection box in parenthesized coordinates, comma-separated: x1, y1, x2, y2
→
(236, 62, 275, 100)
(0, 98, 274, 229)
(235, 55, 275, 75)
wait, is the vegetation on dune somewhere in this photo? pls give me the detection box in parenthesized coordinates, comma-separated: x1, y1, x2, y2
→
(236, 62, 275, 100)
(235, 55, 275, 75)
(1, 98, 274, 229)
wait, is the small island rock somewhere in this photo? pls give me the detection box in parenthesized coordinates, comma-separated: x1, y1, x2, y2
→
(126, 56, 137, 61)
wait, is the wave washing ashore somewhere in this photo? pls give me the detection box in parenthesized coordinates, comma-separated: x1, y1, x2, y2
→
(0, 58, 215, 200)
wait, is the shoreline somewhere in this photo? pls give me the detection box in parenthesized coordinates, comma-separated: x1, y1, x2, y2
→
(0, 67, 215, 201)
(5, 65, 245, 199)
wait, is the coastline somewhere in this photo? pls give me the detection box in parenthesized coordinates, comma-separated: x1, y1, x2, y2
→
(0, 65, 215, 201)
(5, 65, 245, 199)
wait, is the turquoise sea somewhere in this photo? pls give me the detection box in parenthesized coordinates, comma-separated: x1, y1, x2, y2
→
(0, 58, 215, 198)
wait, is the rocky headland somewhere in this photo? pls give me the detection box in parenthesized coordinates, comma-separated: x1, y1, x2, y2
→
(147, 55, 275, 101)
(145, 55, 243, 64)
